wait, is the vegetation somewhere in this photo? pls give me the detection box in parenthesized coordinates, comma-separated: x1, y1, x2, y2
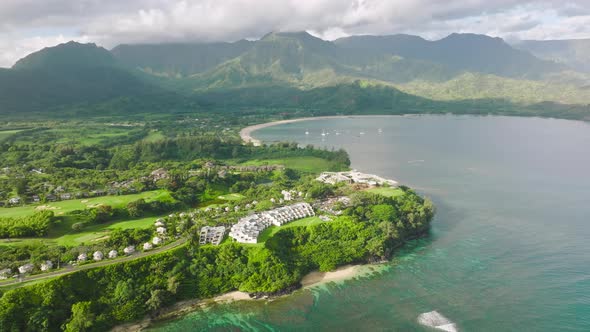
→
(0, 188, 433, 332)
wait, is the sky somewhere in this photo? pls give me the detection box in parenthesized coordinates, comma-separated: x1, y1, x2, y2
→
(1, 0, 590, 67)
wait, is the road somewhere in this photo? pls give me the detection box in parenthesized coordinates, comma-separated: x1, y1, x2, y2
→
(0, 238, 187, 288)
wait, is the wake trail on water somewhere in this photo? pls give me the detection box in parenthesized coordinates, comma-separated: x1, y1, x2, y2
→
(417, 311, 458, 332)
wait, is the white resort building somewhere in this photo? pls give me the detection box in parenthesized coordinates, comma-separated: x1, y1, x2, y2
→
(152, 236, 162, 245)
(229, 203, 315, 244)
(18, 263, 34, 274)
(78, 253, 87, 262)
(0, 268, 11, 279)
(199, 226, 226, 245)
(143, 242, 153, 251)
(123, 246, 135, 255)
(108, 250, 118, 259)
(316, 170, 398, 186)
(40, 261, 53, 271)
(93, 251, 104, 261)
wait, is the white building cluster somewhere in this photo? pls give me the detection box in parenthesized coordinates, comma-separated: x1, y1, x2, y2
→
(317, 170, 397, 186)
(199, 226, 226, 245)
(229, 203, 315, 244)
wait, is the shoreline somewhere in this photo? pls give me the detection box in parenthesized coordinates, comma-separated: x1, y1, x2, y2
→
(111, 264, 368, 332)
(239, 115, 402, 146)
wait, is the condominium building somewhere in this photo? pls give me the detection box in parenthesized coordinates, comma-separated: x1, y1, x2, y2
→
(229, 203, 314, 244)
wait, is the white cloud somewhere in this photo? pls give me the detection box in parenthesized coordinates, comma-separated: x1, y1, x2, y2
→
(0, 0, 589, 67)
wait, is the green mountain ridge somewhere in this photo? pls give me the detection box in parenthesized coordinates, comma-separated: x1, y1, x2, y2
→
(512, 38, 590, 73)
(2, 32, 590, 118)
(0, 42, 171, 113)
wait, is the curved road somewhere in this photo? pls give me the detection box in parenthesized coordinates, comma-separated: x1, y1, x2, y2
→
(0, 238, 187, 288)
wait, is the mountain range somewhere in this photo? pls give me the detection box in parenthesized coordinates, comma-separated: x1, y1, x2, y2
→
(1, 31, 590, 117)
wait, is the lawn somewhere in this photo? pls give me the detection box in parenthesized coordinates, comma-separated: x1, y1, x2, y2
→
(0, 214, 165, 247)
(0, 190, 172, 219)
(238, 156, 335, 173)
(366, 187, 404, 198)
(53, 215, 163, 246)
(0, 129, 24, 141)
(143, 130, 166, 142)
(217, 193, 245, 201)
(257, 216, 326, 243)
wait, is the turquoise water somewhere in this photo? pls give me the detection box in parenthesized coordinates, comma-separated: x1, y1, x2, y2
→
(153, 115, 590, 331)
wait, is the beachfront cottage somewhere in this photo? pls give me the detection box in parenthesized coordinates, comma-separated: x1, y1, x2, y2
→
(123, 246, 135, 255)
(0, 268, 12, 279)
(108, 250, 118, 259)
(18, 263, 34, 274)
(78, 253, 87, 262)
(40, 261, 53, 271)
(143, 242, 153, 251)
(93, 251, 104, 261)
(156, 227, 167, 235)
(152, 236, 162, 245)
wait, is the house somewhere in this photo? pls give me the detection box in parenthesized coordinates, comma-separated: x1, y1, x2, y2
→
(108, 250, 118, 259)
(152, 236, 162, 245)
(0, 268, 12, 280)
(156, 227, 167, 235)
(45, 194, 57, 202)
(217, 169, 228, 178)
(78, 253, 87, 262)
(316, 171, 397, 187)
(150, 168, 169, 181)
(143, 242, 153, 251)
(204, 161, 216, 169)
(32, 195, 40, 203)
(40, 261, 53, 271)
(0, 201, 5, 207)
(154, 220, 165, 227)
(18, 263, 34, 274)
(281, 190, 293, 201)
(8, 197, 21, 205)
(93, 251, 104, 261)
(123, 246, 135, 255)
(54, 186, 65, 193)
(60, 193, 72, 200)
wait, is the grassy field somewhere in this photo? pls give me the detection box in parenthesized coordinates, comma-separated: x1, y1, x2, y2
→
(217, 193, 245, 201)
(238, 156, 335, 173)
(0, 214, 165, 247)
(0, 129, 24, 141)
(143, 130, 166, 142)
(0, 190, 172, 219)
(366, 187, 404, 198)
(257, 216, 326, 243)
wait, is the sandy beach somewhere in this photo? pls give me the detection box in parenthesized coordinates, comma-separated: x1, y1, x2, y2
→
(239, 115, 401, 145)
(110, 264, 370, 331)
(301, 264, 361, 287)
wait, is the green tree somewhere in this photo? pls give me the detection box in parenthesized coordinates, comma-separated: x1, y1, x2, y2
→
(64, 301, 95, 332)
